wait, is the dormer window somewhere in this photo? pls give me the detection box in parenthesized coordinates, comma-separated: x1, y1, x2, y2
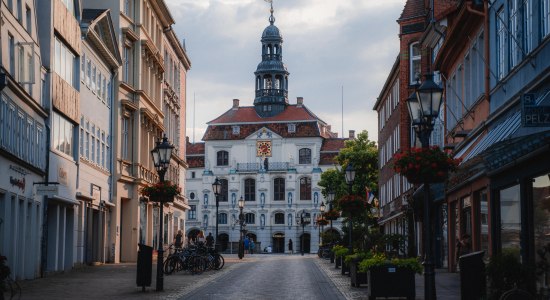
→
(232, 126, 240, 135)
(263, 105, 271, 112)
(288, 124, 296, 133)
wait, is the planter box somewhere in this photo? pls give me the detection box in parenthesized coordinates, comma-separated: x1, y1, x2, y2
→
(368, 265, 415, 300)
(335, 256, 341, 268)
(330, 252, 335, 263)
(350, 260, 368, 287)
(340, 256, 349, 275)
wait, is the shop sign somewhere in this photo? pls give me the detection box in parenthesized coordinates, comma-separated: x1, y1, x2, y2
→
(9, 176, 25, 190)
(522, 93, 550, 127)
(36, 185, 59, 196)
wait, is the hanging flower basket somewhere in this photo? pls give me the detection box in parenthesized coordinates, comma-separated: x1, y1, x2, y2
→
(392, 146, 461, 184)
(140, 181, 181, 203)
(338, 195, 367, 216)
(316, 217, 329, 226)
(323, 209, 340, 221)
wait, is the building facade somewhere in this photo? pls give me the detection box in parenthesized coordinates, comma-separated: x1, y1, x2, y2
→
(0, 0, 48, 280)
(186, 7, 345, 254)
(78, 8, 121, 265)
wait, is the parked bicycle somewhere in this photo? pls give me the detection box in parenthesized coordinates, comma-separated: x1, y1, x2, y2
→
(1, 254, 21, 300)
(163, 243, 224, 275)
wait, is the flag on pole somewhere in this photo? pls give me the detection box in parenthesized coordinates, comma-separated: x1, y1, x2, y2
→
(366, 187, 375, 204)
(264, 0, 272, 3)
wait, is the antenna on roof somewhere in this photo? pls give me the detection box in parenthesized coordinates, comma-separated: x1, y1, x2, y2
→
(341, 85, 344, 138)
(193, 92, 196, 143)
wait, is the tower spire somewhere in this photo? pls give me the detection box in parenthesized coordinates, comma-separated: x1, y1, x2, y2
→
(265, 0, 275, 24)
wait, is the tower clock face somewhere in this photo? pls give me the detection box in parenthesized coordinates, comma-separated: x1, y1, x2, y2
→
(256, 140, 272, 157)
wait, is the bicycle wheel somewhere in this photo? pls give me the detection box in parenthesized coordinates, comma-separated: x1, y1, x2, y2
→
(164, 256, 177, 275)
(213, 254, 224, 270)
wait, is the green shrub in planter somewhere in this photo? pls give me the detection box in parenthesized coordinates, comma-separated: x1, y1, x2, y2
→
(332, 245, 349, 258)
(486, 249, 535, 300)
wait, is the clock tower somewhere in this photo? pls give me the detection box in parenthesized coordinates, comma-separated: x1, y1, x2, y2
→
(253, 2, 289, 118)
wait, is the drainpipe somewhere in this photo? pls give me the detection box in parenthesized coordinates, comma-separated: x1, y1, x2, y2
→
(484, 0, 490, 105)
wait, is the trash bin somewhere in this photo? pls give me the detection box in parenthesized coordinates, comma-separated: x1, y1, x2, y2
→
(136, 244, 153, 290)
(459, 250, 485, 300)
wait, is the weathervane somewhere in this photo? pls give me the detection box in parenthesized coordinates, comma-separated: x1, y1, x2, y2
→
(264, 0, 275, 24)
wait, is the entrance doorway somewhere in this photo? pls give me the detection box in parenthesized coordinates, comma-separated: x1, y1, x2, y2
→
(218, 233, 229, 252)
(299, 233, 311, 254)
(272, 233, 285, 253)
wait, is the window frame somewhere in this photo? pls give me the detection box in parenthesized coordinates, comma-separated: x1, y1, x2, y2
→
(274, 177, 285, 201)
(244, 178, 256, 201)
(299, 177, 312, 201)
(216, 150, 229, 166)
(298, 148, 311, 164)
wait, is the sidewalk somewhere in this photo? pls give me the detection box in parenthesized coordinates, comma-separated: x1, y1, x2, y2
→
(17, 255, 247, 300)
(314, 256, 461, 300)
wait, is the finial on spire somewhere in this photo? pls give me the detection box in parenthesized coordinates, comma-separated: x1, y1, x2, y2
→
(264, 0, 275, 24)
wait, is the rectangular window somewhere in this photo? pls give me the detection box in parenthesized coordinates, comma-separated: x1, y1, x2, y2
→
(543, 0, 550, 37)
(122, 117, 129, 160)
(91, 65, 96, 92)
(523, 0, 532, 53)
(106, 80, 111, 107)
(499, 184, 521, 256)
(17, 0, 22, 23)
(497, 8, 506, 79)
(80, 54, 85, 82)
(509, 0, 520, 69)
(123, 47, 130, 83)
(54, 37, 76, 87)
(85, 123, 90, 160)
(36, 124, 44, 169)
(9, 34, 15, 76)
(410, 42, 421, 84)
(25, 6, 31, 34)
(101, 132, 106, 168)
(52, 111, 73, 157)
(188, 205, 196, 220)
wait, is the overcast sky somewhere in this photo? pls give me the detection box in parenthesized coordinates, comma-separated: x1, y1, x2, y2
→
(165, 0, 405, 143)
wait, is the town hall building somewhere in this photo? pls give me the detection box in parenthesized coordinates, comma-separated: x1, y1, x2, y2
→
(185, 6, 347, 254)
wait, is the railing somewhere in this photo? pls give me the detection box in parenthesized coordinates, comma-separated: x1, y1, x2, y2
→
(255, 89, 288, 98)
(236, 162, 289, 172)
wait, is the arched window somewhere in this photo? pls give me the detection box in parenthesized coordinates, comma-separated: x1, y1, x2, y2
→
(274, 76, 281, 89)
(267, 45, 271, 54)
(300, 177, 311, 200)
(274, 45, 278, 54)
(245, 178, 256, 201)
(217, 150, 228, 166)
(274, 212, 285, 224)
(218, 213, 228, 224)
(410, 42, 421, 84)
(299, 148, 311, 164)
(219, 179, 228, 202)
(245, 213, 255, 224)
(256, 76, 261, 90)
(274, 178, 285, 201)
(264, 77, 272, 89)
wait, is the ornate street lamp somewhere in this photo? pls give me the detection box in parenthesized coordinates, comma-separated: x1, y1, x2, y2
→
(296, 211, 311, 256)
(150, 135, 174, 292)
(319, 202, 326, 244)
(238, 196, 245, 259)
(406, 73, 443, 300)
(212, 177, 222, 251)
(345, 163, 355, 254)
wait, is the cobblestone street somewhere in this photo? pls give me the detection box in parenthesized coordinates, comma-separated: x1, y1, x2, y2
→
(16, 254, 461, 299)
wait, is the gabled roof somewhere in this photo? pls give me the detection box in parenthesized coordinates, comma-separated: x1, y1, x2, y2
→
(81, 9, 122, 69)
(203, 122, 324, 141)
(207, 104, 324, 125)
(321, 138, 347, 152)
(398, 0, 427, 22)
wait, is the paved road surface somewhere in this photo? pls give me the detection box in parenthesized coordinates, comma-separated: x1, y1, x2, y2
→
(179, 255, 346, 300)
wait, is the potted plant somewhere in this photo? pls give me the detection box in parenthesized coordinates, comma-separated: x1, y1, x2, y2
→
(486, 249, 535, 300)
(346, 252, 371, 287)
(359, 254, 422, 300)
(392, 146, 461, 184)
(338, 195, 366, 216)
(140, 181, 181, 203)
(332, 245, 348, 269)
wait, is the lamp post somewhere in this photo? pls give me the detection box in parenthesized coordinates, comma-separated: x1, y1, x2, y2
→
(150, 135, 174, 292)
(238, 196, 245, 259)
(406, 73, 443, 300)
(212, 177, 222, 251)
(297, 211, 311, 256)
(344, 163, 355, 254)
(326, 189, 336, 263)
(319, 202, 326, 245)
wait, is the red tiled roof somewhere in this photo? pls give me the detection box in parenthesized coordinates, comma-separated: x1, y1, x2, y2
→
(186, 142, 205, 155)
(320, 153, 338, 166)
(321, 138, 347, 152)
(207, 105, 322, 124)
(203, 122, 323, 141)
(187, 157, 205, 168)
(398, 0, 427, 21)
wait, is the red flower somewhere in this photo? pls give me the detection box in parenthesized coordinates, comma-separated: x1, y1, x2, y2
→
(391, 146, 461, 184)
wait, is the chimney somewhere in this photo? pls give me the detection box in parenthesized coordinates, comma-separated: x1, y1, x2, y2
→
(296, 97, 303, 107)
(232, 99, 239, 109)
(349, 130, 355, 139)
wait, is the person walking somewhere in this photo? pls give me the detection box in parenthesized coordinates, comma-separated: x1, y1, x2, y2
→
(206, 232, 214, 248)
(244, 236, 250, 254)
(250, 239, 255, 255)
(288, 239, 293, 254)
(174, 230, 183, 250)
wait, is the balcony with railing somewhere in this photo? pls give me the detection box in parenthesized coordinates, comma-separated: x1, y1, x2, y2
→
(255, 89, 288, 98)
(236, 161, 290, 173)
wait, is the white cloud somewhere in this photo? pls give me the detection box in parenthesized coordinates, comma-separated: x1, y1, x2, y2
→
(168, 0, 405, 143)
